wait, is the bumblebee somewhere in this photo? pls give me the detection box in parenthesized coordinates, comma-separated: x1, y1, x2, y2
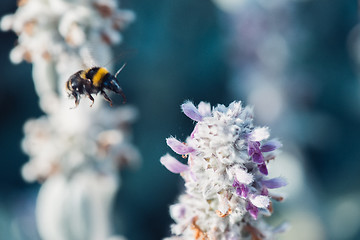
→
(66, 64, 126, 107)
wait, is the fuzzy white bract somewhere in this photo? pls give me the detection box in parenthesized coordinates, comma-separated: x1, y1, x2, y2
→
(161, 101, 287, 240)
(1, 1, 139, 240)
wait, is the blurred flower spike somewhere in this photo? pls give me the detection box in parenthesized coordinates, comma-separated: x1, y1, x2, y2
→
(161, 101, 288, 240)
(1, 0, 135, 65)
(1, 1, 139, 240)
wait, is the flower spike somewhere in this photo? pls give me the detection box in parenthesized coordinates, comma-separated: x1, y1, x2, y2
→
(161, 101, 287, 239)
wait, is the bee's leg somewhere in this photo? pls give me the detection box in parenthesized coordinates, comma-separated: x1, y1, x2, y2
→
(83, 81, 95, 107)
(86, 93, 95, 107)
(101, 90, 113, 106)
(71, 92, 80, 109)
(117, 89, 127, 104)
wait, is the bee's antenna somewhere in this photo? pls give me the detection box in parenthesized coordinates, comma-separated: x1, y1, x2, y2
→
(115, 63, 127, 78)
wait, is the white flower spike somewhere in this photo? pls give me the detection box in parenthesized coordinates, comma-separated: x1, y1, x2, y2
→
(161, 101, 287, 240)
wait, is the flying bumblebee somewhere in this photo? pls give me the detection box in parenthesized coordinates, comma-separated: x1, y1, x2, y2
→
(65, 64, 126, 108)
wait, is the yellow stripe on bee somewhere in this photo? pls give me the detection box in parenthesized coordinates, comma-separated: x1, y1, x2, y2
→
(93, 67, 109, 87)
(80, 70, 87, 80)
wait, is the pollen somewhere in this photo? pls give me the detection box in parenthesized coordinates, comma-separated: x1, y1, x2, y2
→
(244, 224, 265, 240)
(23, 20, 36, 35)
(267, 202, 273, 213)
(216, 208, 232, 218)
(17, 0, 28, 7)
(93, 3, 113, 17)
(182, 142, 189, 158)
(191, 217, 208, 240)
(271, 195, 284, 202)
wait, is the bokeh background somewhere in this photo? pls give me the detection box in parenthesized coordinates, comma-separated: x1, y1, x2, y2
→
(1, 0, 360, 239)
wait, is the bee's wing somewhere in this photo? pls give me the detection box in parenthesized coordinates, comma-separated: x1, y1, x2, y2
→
(103, 48, 137, 68)
(79, 44, 136, 70)
(79, 42, 114, 68)
(79, 47, 98, 69)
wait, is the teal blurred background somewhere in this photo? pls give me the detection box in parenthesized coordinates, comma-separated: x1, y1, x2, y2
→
(0, 0, 360, 239)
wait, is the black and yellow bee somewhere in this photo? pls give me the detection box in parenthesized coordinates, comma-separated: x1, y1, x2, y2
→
(65, 64, 126, 107)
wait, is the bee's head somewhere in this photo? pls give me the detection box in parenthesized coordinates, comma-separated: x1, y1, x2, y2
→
(66, 75, 84, 92)
(65, 75, 83, 107)
(65, 79, 72, 93)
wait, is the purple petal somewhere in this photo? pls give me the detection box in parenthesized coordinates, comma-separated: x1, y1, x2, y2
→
(258, 163, 268, 175)
(232, 179, 240, 188)
(181, 101, 203, 121)
(248, 141, 260, 156)
(262, 177, 287, 189)
(261, 139, 282, 152)
(241, 184, 249, 198)
(246, 202, 259, 220)
(261, 187, 269, 196)
(166, 137, 195, 155)
(248, 147, 255, 156)
(236, 184, 249, 198)
(236, 187, 243, 196)
(252, 152, 264, 164)
(160, 154, 189, 173)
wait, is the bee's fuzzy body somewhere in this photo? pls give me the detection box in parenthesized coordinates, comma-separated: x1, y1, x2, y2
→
(66, 66, 126, 107)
